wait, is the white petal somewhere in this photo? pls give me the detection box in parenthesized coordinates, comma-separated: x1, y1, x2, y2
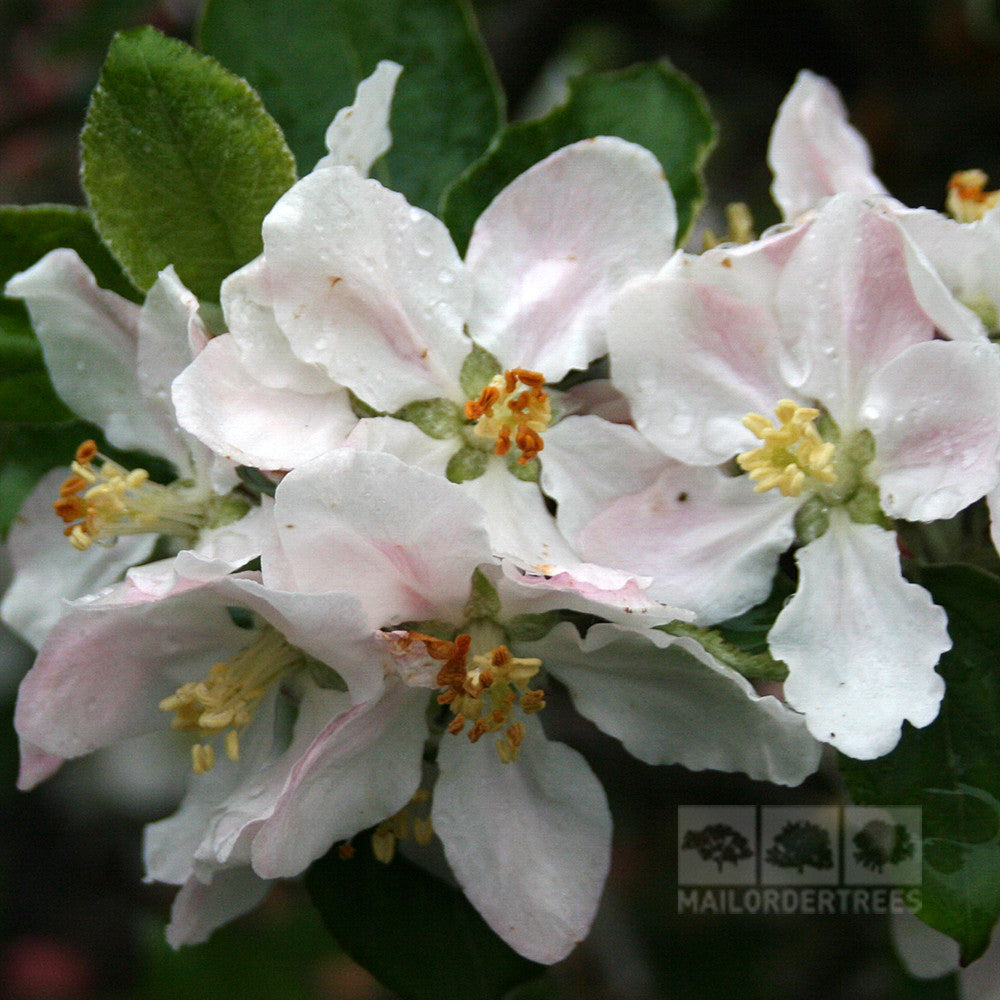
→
(772, 511, 948, 759)
(264, 450, 491, 625)
(316, 60, 402, 175)
(262, 167, 472, 410)
(250, 681, 428, 878)
(866, 340, 1000, 521)
(136, 266, 208, 478)
(460, 457, 580, 567)
(165, 869, 272, 948)
(529, 622, 822, 785)
(467, 137, 676, 381)
(1, 469, 155, 648)
(433, 716, 611, 964)
(768, 69, 887, 221)
(172, 334, 356, 470)
(220, 256, 335, 394)
(5, 249, 183, 464)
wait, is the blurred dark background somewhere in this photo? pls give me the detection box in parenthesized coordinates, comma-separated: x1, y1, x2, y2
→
(2, 1, 996, 998)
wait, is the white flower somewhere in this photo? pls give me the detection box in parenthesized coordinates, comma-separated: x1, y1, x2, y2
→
(14, 449, 820, 960)
(548, 194, 1000, 758)
(2, 255, 260, 648)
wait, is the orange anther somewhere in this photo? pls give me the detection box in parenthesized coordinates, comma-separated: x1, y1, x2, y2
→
(75, 440, 99, 463)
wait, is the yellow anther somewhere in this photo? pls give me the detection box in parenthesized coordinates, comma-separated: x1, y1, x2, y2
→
(160, 625, 306, 774)
(465, 368, 551, 464)
(947, 170, 1000, 223)
(54, 439, 209, 550)
(413, 816, 434, 846)
(736, 399, 837, 498)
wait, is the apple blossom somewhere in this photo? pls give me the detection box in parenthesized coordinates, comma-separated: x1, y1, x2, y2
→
(2, 253, 259, 648)
(546, 193, 1000, 759)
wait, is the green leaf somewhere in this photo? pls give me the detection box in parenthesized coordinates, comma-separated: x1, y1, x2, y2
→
(441, 61, 716, 255)
(81, 27, 297, 301)
(0, 205, 137, 424)
(839, 563, 1000, 964)
(306, 831, 544, 1000)
(199, 0, 503, 213)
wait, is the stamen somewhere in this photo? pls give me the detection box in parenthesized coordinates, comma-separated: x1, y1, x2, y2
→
(160, 625, 306, 773)
(371, 789, 435, 862)
(465, 369, 551, 464)
(736, 400, 837, 498)
(406, 632, 545, 763)
(54, 439, 211, 550)
(947, 170, 1000, 223)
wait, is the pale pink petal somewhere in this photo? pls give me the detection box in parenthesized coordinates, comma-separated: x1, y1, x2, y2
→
(250, 681, 428, 877)
(772, 511, 948, 759)
(172, 334, 356, 470)
(316, 60, 402, 175)
(768, 69, 887, 221)
(165, 869, 272, 948)
(497, 560, 688, 628)
(262, 167, 471, 410)
(433, 716, 611, 964)
(530, 622, 822, 785)
(14, 577, 248, 773)
(467, 137, 676, 381)
(865, 340, 1000, 521)
(264, 450, 491, 625)
(545, 418, 796, 624)
(1, 469, 155, 648)
(776, 195, 936, 428)
(606, 255, 792, 464)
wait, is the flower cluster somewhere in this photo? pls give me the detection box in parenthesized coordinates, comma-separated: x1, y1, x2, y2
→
(5, 63, 1000, 967)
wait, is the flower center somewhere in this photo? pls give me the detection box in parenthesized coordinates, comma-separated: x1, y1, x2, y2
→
(947, 169, 999, 223)
(465, 369, 551, 464)
(736, 400, 837, 498)
(159, 625, 306, 774)
(404, 632, 546, 764)
(53, 440, 231, 551)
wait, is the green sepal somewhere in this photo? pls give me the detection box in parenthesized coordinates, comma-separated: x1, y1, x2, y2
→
(305, 830, 544, 1000)
(794, 496, 831, 545)
(839, 563, 1000, 964)
(348, 391, 384, 420)
(442, 61, 715, 254)
(81, 26, 297, 301)
(394, 398, 465, 439)
(459, 342, 502, 399)
(446, 445, 489, 483)
(656, 620, 788, 682)
(463, 567, 501, 621)
(505, 612, 561, 643)
(0, 204, 138, 424)
(199, 0, 504, 213)
(506, 454, 541, 483)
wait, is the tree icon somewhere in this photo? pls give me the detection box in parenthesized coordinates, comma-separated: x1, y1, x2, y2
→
(682, 823, 754, 872)
(765, 820, 834, 873)
(852, 819, 915, 873)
